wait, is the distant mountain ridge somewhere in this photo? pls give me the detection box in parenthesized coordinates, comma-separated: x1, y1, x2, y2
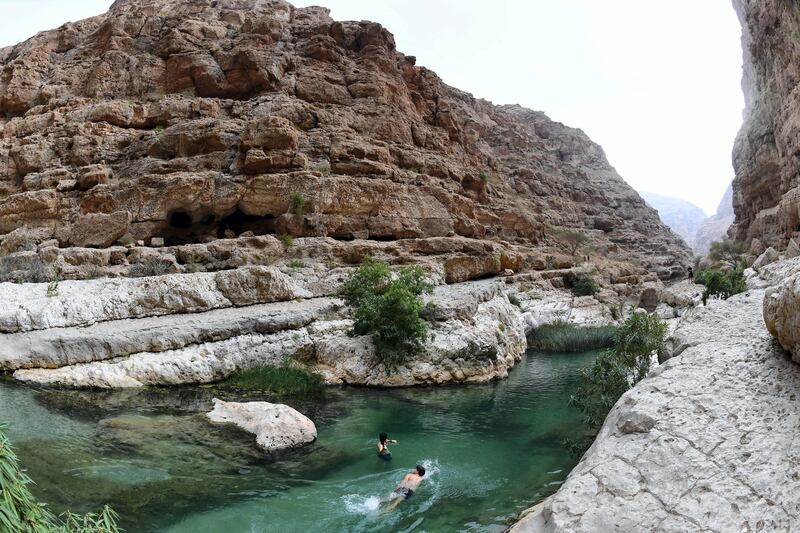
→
(641, 188, 733, 256)
(640, 192, 707, 249)
(693, 185, 734, 255)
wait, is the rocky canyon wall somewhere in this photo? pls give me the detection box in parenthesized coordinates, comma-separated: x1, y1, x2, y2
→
(0, 0, 691, 281)
(731, 0, 800, 250)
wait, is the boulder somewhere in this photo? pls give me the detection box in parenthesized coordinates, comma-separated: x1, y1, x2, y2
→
(786, 238, 800, 259)
(763, 272, 800, 363)
(752, 246, 779, 271)
(206, 398, 316, 453)
(214, 266, 311, 306)
(61, 211, 130, 248)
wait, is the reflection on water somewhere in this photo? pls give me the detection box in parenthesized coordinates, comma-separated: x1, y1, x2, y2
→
(0, 350, 597, 533)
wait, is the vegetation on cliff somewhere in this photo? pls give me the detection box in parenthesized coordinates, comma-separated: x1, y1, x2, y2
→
(0, 424, 120, 532)
(568, 273, 599, 297)
(339, 258, 433, 369)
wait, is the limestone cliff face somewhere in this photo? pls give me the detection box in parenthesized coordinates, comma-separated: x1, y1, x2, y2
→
(731, 0, 800, 249)
(0, 0, 690, 280)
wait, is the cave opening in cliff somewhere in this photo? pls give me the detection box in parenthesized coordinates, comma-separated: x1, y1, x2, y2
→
(162, 209, 218, 246)
(217, 208, 276, 238)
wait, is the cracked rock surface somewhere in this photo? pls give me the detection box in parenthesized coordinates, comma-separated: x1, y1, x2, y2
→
(511, 287, 800, 532)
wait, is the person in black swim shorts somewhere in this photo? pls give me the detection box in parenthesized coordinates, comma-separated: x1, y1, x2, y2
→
(381, 465, 426, 513)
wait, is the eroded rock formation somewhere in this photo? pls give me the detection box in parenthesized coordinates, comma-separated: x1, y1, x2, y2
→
(3, 266, 653, 388)
(731, 0, 800, 250)
(0, 0, 690, 282)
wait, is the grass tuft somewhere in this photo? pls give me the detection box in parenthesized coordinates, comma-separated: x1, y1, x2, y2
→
(528, 322, 616, 352)
(222, 364, 324, 396)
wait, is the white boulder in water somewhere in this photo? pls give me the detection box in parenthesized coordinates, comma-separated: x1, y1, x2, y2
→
(206, 398, 317, 453)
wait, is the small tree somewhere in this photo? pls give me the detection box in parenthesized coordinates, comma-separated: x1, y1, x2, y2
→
(614, 312, 667, 382)
(568, 312, 667, 445)
(551, 227, 590, 256)
(339, 258, 433, 369)
(708, 239, 747, 268)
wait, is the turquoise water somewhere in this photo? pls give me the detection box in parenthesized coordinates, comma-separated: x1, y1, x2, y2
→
(0, 349, 597, 533)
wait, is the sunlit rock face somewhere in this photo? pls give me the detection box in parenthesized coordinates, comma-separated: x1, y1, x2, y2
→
(0, 0, 690, 280)
(731, 0, 800, 250)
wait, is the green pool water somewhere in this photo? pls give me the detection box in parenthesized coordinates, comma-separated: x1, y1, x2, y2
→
(0, 349, 597, 533)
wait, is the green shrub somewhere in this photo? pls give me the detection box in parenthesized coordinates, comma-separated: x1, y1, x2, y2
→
(567, 313, 667, 455)
(0, 423, 121, 532)
(508, 294, 522, 308)
(223, 364, 324, 396)
(570, 273, 598, 297)
(289, 193, 305, 218)
(696, 267, 746, 304)
(479, 171, 490, 183)
(46, 278, 59, 298)
(529, 323, 616, 352)
(129, 258, 171, 278)
(315, 162, 331, 176)
(569, 349, 631, 428)
(278, 234, 294, 248)
(287, 259, 305, 268)
(339, 258, 433, 369)
(614, 312, 667, 382)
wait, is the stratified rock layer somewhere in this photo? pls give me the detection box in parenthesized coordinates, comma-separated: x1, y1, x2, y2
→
(0, 0, 690, 280)
(731, 1, 800, 250)
(512, 278, 800, 531)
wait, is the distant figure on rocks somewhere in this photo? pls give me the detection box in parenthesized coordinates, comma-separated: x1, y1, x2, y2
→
(381, 465, 426, 513)
(377, 432, 397, 461)
(687, 266, 694, 280)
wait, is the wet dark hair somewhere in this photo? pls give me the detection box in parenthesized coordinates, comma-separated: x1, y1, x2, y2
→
(416, 465, 426, 476)
(379, 432, 388, 443)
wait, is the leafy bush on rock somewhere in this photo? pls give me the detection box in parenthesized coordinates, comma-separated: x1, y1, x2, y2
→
(566, 312, 667, 454)
(339, 258, 433, 369)
(570, 273, 598, 297)
(696, 267, 746, 304)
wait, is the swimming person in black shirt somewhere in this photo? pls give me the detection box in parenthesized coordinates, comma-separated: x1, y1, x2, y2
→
(377, 432, 397, 461)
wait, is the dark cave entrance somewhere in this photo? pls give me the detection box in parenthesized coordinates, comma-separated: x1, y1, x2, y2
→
(161, 208, 276, 246)
(217, 208, 276, 238)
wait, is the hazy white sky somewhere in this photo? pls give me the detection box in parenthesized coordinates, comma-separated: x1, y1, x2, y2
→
(0, 0, 744, 215)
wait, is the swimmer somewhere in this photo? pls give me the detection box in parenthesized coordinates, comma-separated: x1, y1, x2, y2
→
(377, 432, 397, 460)
(381, 465, 426, 513)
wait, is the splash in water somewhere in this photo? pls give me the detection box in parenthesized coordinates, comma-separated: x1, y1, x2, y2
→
(342, 458, 441, 517)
